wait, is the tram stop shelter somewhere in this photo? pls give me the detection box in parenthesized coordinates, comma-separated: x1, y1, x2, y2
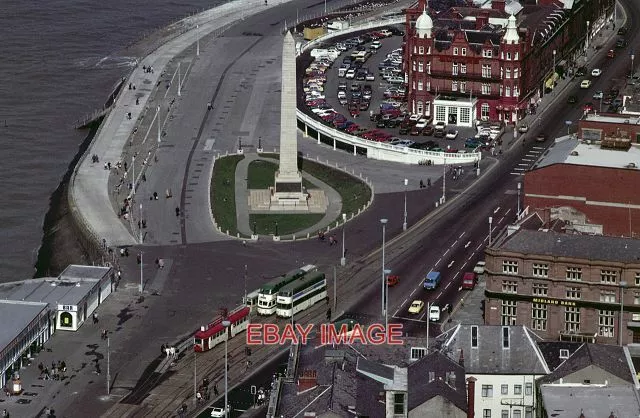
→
(0, 265, 113, 389)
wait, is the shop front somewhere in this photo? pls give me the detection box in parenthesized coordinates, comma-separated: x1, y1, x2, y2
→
(433, 96, 477, 128)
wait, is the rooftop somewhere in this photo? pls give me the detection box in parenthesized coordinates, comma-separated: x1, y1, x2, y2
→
(538, 343, 636, 385)
(439, 325, 549, 375)
(0, 300, 48, 353)
(532, 137, 640, 170)
(59, 265, 111, 281)
(536, 341, 583, 371)
(540, 384, 640, 417)
(496, 229, 640, 264)
(0, 278, 99, 307)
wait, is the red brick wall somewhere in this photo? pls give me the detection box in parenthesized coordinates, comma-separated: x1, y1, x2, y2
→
(579, 119, 640, 142)
(524, 164, 640, 236)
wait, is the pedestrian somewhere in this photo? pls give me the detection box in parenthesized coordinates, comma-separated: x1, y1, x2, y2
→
(93, 312, 98, 324)
(175, 207, 180, 217)
(161, 343, 166, 355)
(142, 173, 146, 182)
(136, 98, 139, 105)
(213, 384, 219, 396)
(158, 259, 165, 269)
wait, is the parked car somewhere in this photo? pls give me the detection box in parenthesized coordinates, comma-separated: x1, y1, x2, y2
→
(517, 124, 528, 133)
(445, 130, 459, 139)
(415, 118, 429, 129)
(429, 305, 440, 322)
(473, 261, 486, 275)
(408, 300, 425, 314)
(583, 102, 594, 112)
(618, 27, 628, 35)
(422, 125, 434, 136)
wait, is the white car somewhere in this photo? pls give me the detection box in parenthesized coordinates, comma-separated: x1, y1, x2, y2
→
(591, 68, 602, 77)
(592, 91, 604, 100)
(445, 130, 459, 139)
(517, 124, 528, 133)
(210, 407, 225, 417)
(345, 69, 356, 79)
(409, 114, 421, 121)
(473, 261, 486, 275)
(365, 73, 375, 81)
(580, 79, 592, 89)
(415, 118, 428, 129)
(429, 305, 441, 322)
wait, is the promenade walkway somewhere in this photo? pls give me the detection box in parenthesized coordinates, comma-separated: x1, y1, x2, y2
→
(70, 0, 292, 249)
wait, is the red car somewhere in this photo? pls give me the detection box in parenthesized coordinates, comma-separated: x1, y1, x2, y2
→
(583, 102, 594, 112)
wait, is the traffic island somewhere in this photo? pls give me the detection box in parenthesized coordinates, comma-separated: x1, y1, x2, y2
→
(210, 154, 244, 235)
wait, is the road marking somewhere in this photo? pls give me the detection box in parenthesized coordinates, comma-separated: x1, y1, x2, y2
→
(513, 167, 526, 171)
(511, 172, 524, 176)
(402, 298, 408, 307)
(393, 309, 400, 316)
(445, 282, 451, 289)
(448, 260, 455, 268)
(504, 208, 511, 216)
(437, 291, 443, 299)
(518, 163, 529, 166)
(522, 158, 534, 161)
(498, 216, 504, 223)
(451, 240, 458, 247)
(493, 207, 501, 214)
(465, 241, 471, 248)
(459, 232, 465, 239)
(435, 258, 441, 266)
(203, 139, 215, 151)
(476, 243, 483, 250)
(410, 288, 416, 297)
(392, 316, 425, 323)
(418, 312, 426, 321)
(443, 248, 450, 256)
(533, 146, 545, 150)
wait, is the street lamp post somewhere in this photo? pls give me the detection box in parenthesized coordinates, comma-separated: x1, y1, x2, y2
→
(177, 62, 182, 97)
(139, 204, 143, 243)
(340, 214, 347, 266)
(586, 21, 590, 50)
(156, 106, 161, 144)
(553, 50, 556, 75)
(244, 265, 248, 305)
(620, 281, 628, 346)
(488, 217, 493, 246)
(384, 269, 391, 331)
(517, 182, 521, 218)
(196, 25, 200, 56)
(275, 221, 279, 237)
(403, 179, 408, 231)
(132, 155, 136, 198)
(442, 158, 446, 204)
(222, 319, 231, 417)
(139, 252, 144, 293)
(380, 219, 388, 317)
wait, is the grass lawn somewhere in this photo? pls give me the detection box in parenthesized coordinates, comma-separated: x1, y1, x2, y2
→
(247, 160, 315, 189)
(259, 153, 372, 215)
(211, 155, 244, 234)
(249, 213, 325, 236)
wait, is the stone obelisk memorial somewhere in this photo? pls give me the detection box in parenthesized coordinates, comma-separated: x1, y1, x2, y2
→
(271, 31, 307, 207)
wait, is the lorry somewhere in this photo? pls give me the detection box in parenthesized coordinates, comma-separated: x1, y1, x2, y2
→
(462, 272, 476, 290)
(423, 271, 441, 290)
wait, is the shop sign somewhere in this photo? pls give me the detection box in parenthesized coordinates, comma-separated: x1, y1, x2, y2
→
(532, 297, 576, 307)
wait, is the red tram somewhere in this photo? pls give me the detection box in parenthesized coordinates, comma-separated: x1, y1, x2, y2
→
(193, 306, 251, 352)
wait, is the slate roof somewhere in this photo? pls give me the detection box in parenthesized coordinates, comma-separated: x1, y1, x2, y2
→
(538, 343, 635, 385)
(540, 385, 640, 417)
(440, 325, 549, 375)
(536, 341, 583, 371)
(407, 351, 467, 413)
(498, 229, 640, 264)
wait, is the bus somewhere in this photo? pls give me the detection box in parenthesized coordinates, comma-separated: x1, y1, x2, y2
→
(276, 271, 327, 318)
(256, 264, 317, 315)
(193, 306, 250, 352)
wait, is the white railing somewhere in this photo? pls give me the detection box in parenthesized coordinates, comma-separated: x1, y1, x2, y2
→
(295, 17, 481, 165)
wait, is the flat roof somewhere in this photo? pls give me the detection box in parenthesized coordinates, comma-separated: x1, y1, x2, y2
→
(59, 265, 110, 281)
(498, 229, 640, 264)
(0, 278, 100, 307)
(533, 137, 640, 170)
(582, 114, 640, 124)
(0, 300, 48, 352)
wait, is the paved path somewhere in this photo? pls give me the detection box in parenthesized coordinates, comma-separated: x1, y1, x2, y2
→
(234, 154, 344, 238)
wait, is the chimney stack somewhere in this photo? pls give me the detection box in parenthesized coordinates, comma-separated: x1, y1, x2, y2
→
(459, 349, 465, 367)
(466, 376, 477, 418)
(297, 370, 318, 393)
(492, 0, 505, 13)
(476, 11, 490, 29)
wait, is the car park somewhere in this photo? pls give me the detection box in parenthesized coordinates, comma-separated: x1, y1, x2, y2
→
(408, 300, 425, 314)
(580, 79, 592, 88)
(591, 68, 602, 77)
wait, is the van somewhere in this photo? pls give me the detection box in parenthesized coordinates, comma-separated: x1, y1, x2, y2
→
(423, 271, 441, 290)
(429, 305, 441, 322)
(462, 272, 476, 290)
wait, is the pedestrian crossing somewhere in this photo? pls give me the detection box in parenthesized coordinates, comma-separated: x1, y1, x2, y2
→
(510, 146, 546, 175)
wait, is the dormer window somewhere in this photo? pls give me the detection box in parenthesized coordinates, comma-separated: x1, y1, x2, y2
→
(502, 326, 510, 349)
(411, 347, 427, 360)
(482, 49, 493, 58)
(559, 349, 569, 359)
(453, 47, 459, 55)
(461, 48, 467, 56)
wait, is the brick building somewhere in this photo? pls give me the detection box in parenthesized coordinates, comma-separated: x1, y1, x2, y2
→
(523, 136, 640, 237)
(578, 113, 640, 144)
(403, 0, 614, 124)
(484, 228, 640, 346)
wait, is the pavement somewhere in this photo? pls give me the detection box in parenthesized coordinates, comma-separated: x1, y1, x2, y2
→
(17, 1, 625, 418)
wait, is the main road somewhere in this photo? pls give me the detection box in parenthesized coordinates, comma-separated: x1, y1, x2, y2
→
(347, 0, 637, 336)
